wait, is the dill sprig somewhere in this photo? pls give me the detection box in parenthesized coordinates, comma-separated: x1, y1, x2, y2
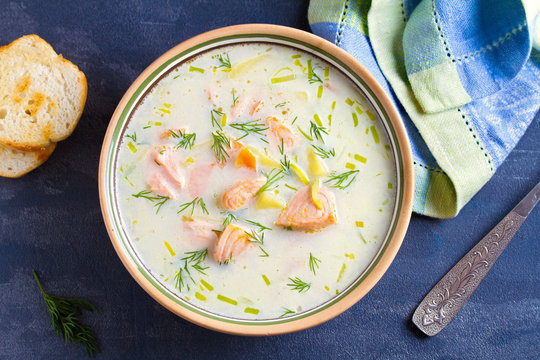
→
(308, 68, 323, 84)
(255, 169, 285, 196)
(309, 253, 321, 275)
(222, 212, 239, 227)
(175, 249, 209, 292)
(245, 230, 265, 245)
(244, 219, 272, 232)
(211, 131, 231, 164)
(279, 307, 296, 317)
(169, 129, 196, 150)
(324, 170, 360, 190)
(232, 88, 238, 106)
(287, 277, 311, 293)
(259, 246, 269, 257)
(210, 109, 225, 130)
(125, 132, 137, 142)
(311, 144, 335, 159)
(309, 121, 328, 143)
(33, 271, 99, 358)
(177, 197, 209, 215)
(229, 120, 269, 142)
(132, 190, 170, 213)
(278, 139, 291, 173)
(217, 53, 231, 69)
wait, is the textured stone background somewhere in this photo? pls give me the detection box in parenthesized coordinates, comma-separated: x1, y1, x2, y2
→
(0, 1, 538, 359)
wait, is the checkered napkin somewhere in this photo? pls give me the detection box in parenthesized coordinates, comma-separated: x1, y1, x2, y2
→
(309, 0, 540, 218)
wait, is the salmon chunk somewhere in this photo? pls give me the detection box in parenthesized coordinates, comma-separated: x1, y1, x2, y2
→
(266, 116, 298, 150)
(148, 172, 177, 198)
(213, 224, 252, 263)
(222, 177, 266, 210)
(154, 146, 185, 188)
(275, 185, 337, 231)
(188, 164, 215, 198)
(183, 218, 219, 248)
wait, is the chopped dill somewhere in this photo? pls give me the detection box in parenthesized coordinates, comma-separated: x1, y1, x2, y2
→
(125, 132, 137, 142)
(259, 246, 269, 257)
(275, 101, 286, 108)
(222, 212, 239, 227)
(229, 120, 268, 142)
(324, 170, 360, 190)
(219, 254, 233, 265)
(291, 116, 298, 125)
(211, 131, 231, 164)
(210, 109, 225, 129)
(287, 277, 311, 293)
(279, 307, 296, 317)
(245, 230, 264, 245)
(169, 129, 196, 150)
(132, 190, 170, 213)
(255, 169, 285, 196)
(308, 68, 323, 84)
(244, 219, 272, 232)
(232, 88, 238, 106)
(309, 121, 328, 143)
(217, 53, 231, 69)
(177, 197, 209, 215)
(311, 144, 336, 159)
(175, 249, 209, 292)
(309, 253, 321, 275)
(33, 271, 99, 358)
(278, 139, 291, 173)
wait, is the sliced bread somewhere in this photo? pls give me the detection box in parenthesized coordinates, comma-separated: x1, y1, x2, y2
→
(0, 142, 56, 178)
(0, 34, 87, 151)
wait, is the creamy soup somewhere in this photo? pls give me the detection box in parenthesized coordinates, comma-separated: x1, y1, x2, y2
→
(115, 43, 397, 319)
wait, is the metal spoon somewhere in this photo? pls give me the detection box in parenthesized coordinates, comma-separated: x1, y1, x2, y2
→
(412, 180, 540, 336)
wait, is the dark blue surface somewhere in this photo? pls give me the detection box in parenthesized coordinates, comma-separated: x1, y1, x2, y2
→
(0, 1, 538, 359)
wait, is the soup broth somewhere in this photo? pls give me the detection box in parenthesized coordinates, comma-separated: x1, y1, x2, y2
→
(115, 43, 397, 319)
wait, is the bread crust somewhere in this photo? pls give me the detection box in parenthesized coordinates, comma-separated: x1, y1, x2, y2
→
(0, 34, 87, 151)
(0, 142, 56, 178)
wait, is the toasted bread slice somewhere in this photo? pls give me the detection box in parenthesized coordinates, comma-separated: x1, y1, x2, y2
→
(0, 35, 87, 151)
(0, 142, 56, 178)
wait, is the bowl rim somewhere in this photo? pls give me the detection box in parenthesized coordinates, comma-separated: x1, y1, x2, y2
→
(99, 23, 414, 336)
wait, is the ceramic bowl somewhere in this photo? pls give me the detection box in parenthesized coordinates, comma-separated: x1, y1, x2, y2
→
(99, 24, 414, 335)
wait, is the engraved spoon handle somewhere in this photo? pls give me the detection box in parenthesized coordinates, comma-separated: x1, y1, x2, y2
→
(412, 180, 540, 336)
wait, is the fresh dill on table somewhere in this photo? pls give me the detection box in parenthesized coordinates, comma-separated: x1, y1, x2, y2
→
(131, 190, 170, 213)
(311, 144, 335, 159)
(174, 249, 209, 292)
(309, 121, 328, 143)
(287, 277, 311, 293)
(309, 253, 321, 275)
(177, 197, 209, 215)
(324, 170, 360, 190)
(229, 120, 268, 142)
(33, 271, 99, 358)
(255, 169, 285, 196)
(216, 53, 231, 69)
(211, 131, 231, 164)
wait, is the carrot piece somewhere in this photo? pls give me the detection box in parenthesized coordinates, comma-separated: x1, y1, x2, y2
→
(235, 147, 257, 171)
